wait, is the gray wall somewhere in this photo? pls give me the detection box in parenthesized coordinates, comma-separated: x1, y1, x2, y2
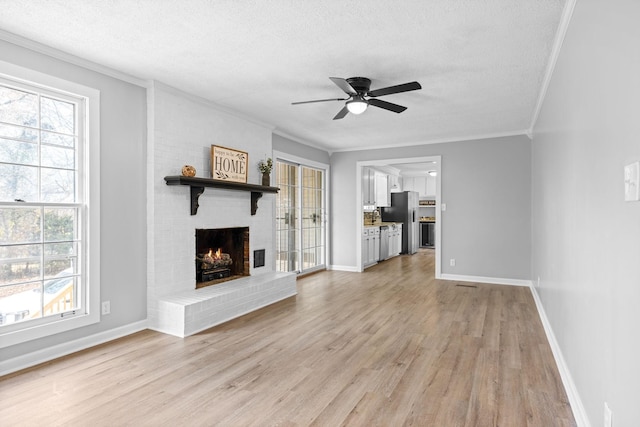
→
(272, 133, 331, 164)
(532, 0, 640, 425)
(0, 41, 147, 360)
(330, 135, 531, 280)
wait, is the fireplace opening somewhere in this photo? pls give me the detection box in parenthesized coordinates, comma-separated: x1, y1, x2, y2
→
(195, 227, 249, 289)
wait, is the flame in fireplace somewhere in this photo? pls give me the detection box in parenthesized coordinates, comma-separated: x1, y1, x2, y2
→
(205, 248, 223, 262)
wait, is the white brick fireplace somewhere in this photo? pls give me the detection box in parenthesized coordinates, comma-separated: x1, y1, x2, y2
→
(147, 83, 296, 337)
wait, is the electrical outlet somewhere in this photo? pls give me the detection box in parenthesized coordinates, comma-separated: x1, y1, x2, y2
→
(604, 402, 612, 427)
(441, 203, 447, 211)
(101, 300, 111, 315)
(537, 276, 541, 287)
(450, 258, 456, 267)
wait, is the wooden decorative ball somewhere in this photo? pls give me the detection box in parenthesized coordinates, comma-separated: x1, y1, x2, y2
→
(181, 165, 196, 177)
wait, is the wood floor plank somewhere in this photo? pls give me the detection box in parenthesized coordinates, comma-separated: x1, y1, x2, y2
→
(0, 249, 576, 426)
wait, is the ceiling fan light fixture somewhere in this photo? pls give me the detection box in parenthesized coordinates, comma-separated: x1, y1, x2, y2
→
(346, 98, 368, 115)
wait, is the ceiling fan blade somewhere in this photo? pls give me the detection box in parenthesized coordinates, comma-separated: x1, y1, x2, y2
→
(368, 98, 407, 113)
(292, 97, 348, 105)
(368, 81, 422, 97)
(333, 105, 349, 120)
(330, 77, 357, 95)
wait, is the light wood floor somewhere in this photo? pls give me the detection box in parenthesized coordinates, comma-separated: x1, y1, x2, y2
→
(0, 249, 575, 426)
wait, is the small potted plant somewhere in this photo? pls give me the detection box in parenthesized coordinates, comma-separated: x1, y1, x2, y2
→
(258, 157, 273, 186)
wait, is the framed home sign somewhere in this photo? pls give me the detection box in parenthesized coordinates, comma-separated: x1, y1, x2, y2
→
(211, 145, 248, 183)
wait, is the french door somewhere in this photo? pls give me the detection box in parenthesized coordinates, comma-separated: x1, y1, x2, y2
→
(275, 159, 327, 274)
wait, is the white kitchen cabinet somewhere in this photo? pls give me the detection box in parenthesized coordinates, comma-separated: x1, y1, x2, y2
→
(414, 176, 427, 197)
(389, 174, 402, 192)
(362, 167, 376, 205)
(372, 227, 380, 261)
(362, 229, 369, 266)
(374, 172, 390, 207)
(425, 174, 436, 196)
(403, 176, 425, 197)
(362, 226, 380, 268)
(368, 232, 376, 264)
(402, 176, 434, 198)
(402, 176, 414, 193)
(388, 224, 402, 257)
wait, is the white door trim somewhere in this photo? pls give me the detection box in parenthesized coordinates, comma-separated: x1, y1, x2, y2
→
(356, 156, 442, 278)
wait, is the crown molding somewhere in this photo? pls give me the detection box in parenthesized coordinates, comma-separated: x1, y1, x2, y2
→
(0, 28, 149, 88)
(528, 0, 577, 136)
(329, 129, 530, 153)
(272, 128, 334, 154)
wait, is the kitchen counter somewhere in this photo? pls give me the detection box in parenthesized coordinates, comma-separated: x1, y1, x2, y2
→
(363, 221, 402, 227)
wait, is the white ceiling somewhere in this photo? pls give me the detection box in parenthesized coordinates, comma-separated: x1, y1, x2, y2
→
(0, 0, 567, 153)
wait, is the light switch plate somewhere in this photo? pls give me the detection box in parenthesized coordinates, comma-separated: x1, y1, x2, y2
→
(624, 161, 639, 201)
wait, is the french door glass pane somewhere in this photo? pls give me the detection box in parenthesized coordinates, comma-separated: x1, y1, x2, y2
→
(276, 162, 299, 272)
(301, 166, 324, 271)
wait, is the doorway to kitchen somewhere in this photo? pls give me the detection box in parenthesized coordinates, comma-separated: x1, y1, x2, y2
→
(274, 153, 328, 275)
(357, 155, 441, 278)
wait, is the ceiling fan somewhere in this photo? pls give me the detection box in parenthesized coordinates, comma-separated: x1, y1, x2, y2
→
(292, 77, 422, 120)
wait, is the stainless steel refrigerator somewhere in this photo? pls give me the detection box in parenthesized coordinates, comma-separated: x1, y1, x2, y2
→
(381, 191, 419, 254)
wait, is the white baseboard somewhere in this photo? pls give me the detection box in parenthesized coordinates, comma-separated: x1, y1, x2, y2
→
(0, 319, 148, 377)
(529, 285, 591, 427)
(327, 264, 360, 272)
(440, 273, 533, 287)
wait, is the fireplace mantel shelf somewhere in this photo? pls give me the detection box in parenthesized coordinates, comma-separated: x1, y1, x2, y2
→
(164, 176, 279, 215)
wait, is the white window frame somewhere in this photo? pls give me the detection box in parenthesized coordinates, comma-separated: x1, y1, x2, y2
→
(0, 60, 100, 348)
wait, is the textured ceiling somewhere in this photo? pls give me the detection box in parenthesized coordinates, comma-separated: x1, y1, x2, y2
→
(0, 0, 566, 152)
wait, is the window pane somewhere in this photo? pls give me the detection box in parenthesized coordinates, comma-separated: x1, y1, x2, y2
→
(41, 131, 75, 148)
(44, 208, 76, 243)
(0, 85, 38, 127)
(287, 165, 297, 185)
(0, 242, 41, 261)
(0, 123, 38, 142)
(0, 138, 38, 165)
(0, 258, 41, 286)
(41, 97, 75, 135)
(305, 228, 316, 248)
(0, 163, 38, 202)
(41, 167, 75, 202)
(278, 230, 289, 251)
(44, 241, 77, 257)
(44, 258, 76, 279)
(303, 188, 314, 208)
(302, 168, 313, 187)
(42, 275, 77, 316)
(0, 208, 42, 245)
(0, 282, 42, 325)
(41, 144, 74, 169)
(0, 242, 42, 286)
